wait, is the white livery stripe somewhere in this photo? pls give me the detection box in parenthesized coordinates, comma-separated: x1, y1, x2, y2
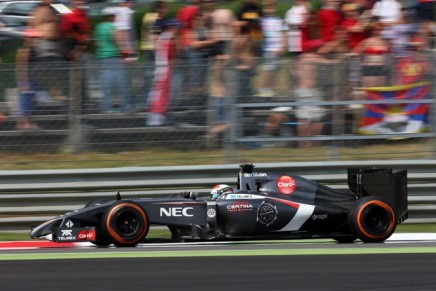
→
(279, 204, 315, 231)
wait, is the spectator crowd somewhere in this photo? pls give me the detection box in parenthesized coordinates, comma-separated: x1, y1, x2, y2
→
(13, 0, 436, 146)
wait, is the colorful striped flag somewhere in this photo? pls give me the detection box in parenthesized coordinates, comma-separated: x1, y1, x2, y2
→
(359, 82, 431, 134)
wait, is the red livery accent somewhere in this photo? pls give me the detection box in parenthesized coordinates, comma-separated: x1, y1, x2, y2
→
(269, 197, 300, 209)
(78, 230, 96, 241)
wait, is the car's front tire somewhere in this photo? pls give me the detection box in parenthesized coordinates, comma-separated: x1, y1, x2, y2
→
(102, 201, 149, 247)
(348, 196, 396, 243)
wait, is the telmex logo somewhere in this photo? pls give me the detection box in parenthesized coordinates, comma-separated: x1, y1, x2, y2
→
(160, 207, 194, 217)
(277, 176, 296, 194)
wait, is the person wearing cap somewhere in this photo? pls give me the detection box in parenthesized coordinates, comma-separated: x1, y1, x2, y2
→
(94, 7, 134, 113)
(236, 0, 263, 57)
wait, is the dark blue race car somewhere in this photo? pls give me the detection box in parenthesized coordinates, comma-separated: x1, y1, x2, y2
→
(31, 164, 408, 246)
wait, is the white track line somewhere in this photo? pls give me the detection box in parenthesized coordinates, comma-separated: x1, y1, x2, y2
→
(4, 233, 435, 250)
(77, 233, 436, 248)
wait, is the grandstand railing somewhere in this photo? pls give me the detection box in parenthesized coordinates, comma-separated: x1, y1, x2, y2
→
(1, 53, 435, 160)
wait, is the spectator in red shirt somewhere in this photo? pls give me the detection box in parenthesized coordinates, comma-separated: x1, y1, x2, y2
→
(396, 39, 430, 85)
(317, 0, 343, 42)
(173, 2, 203, 110)
(60, 0, 92, 60)
(60, 0, 92, 111)
(341, 3, 370, 99)
(177, 1, 201, 49)
(342, 3, 370, 50)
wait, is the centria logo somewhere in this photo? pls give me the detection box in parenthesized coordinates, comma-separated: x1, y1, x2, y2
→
(226, 201, 253, 212)
(277, 175, 296, 194)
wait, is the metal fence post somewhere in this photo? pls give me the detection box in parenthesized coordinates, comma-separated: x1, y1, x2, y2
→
(66, 60, 85, 153)
(328, 56, 346, 159)
(223, 62, 237, 162)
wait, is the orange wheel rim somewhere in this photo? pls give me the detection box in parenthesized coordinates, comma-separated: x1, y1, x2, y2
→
(356, 200, 395, 240)
(106, 203, 148, 244)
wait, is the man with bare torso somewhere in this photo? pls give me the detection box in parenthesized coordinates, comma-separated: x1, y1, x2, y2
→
(293, 41, 338, 148)
(294, 52, 324, 147)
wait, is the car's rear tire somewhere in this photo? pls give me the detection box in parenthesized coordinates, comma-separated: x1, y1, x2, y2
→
(102, 201, 149, 247)
(349, 196, 396, 243)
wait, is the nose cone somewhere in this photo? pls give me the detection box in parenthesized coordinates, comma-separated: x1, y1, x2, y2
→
(30, 218, 62, 239)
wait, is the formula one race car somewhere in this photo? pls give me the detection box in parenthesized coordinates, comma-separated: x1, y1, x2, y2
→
(30, 164, 408, 246)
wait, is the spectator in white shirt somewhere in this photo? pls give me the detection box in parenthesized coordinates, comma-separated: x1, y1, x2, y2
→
(115, 0, 137, 54)
(371, 0, 402, 24)
(285, 0, 310, 54)
(255, 5, 286, 97)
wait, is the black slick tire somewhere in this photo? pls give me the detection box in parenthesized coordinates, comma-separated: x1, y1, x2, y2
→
(102, 201, 149, 247)
(348, 196, 396, 243)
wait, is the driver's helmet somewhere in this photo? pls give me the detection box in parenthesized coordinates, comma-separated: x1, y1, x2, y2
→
(211, 184, 233, 200)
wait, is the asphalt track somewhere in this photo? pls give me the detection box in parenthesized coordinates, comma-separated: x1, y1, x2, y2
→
(2, 234, 436, 290)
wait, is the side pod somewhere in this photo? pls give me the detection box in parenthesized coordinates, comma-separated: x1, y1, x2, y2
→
(347, 168, 408, 223)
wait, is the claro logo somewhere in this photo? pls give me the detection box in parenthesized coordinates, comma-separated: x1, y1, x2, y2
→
(160, 207, 194, 217)
(277, 175, 297, 194)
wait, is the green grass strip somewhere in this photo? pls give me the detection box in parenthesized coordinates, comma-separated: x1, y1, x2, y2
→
(1, 247, 436, 261)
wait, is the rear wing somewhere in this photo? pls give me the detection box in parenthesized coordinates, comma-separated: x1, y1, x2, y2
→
(347, 168, 408, 223)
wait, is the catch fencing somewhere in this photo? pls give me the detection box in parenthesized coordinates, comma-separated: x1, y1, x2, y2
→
(0, 160, 436, 232)
(1, 51, 436, 163)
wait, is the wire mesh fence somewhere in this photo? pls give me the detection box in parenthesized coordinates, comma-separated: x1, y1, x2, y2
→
(0, 50, 435, 165)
